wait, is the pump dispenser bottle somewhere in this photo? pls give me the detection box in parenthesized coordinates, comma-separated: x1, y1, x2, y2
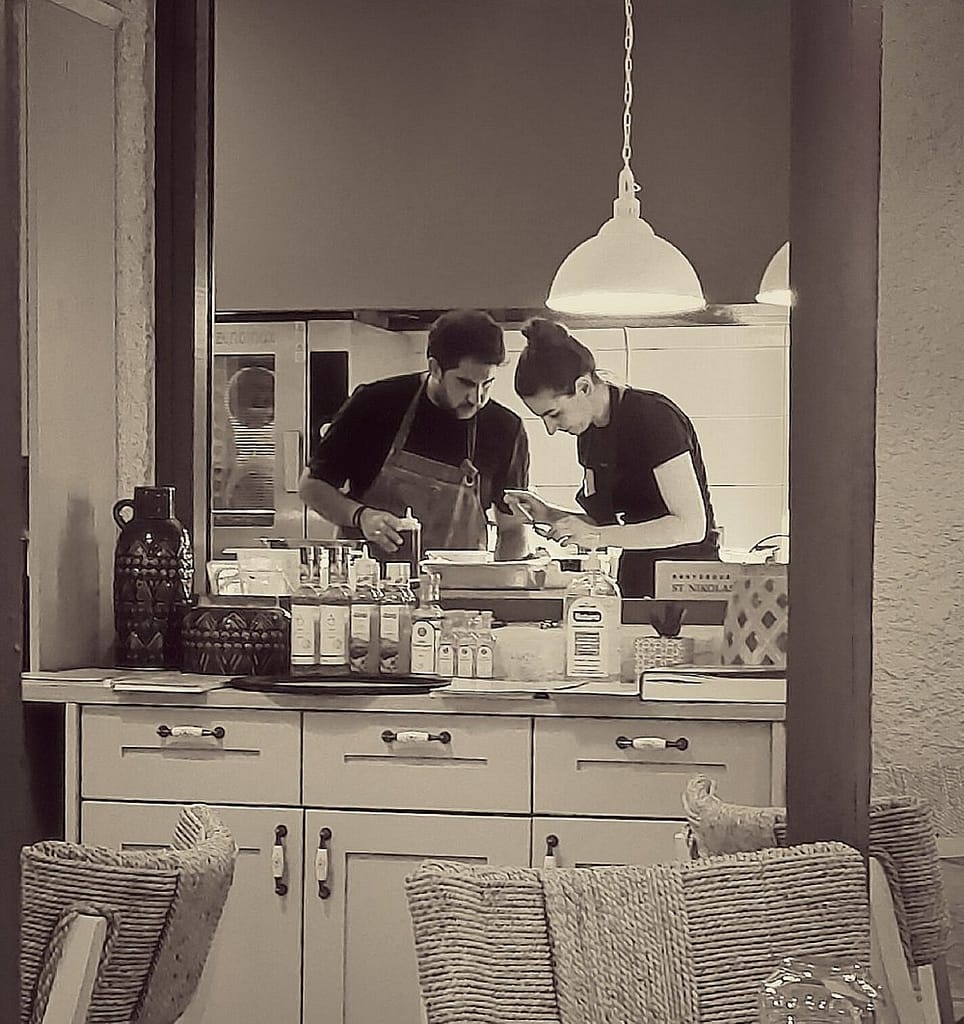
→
(563, 535, 622, 681)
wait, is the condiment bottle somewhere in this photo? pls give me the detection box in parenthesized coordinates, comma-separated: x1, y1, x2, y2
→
(318, 544, 352, 670)
(436, 610, 462, 679)
(475, 611, 495, 679)
(386, 506, 421, 580)
(349, 548, 382, 676)
(410, 571, 444, 676)
(379, 563, 415, 675)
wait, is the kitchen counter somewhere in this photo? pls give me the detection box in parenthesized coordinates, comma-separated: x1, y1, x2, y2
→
(22, 668, 784, 721)
(25, 664, 784, 1024)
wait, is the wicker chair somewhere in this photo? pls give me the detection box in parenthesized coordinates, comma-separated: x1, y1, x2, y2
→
(20, 803, 237, 1024)
(682, 774, 952, 1024)
(406, 841, 870, 1024)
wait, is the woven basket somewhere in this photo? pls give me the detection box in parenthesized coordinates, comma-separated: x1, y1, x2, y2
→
(720, 563, 788, 668)
(634, 635, 695, 676)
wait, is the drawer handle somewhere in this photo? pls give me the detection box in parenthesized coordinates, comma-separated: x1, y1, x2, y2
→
(316, 828, 332, 900)
(156, 724, 226, 740)
(615, 735, 689, 751)
(272, 824, 288, 896)
(543, 834, 559, 869)
(380, 729, 451, 745)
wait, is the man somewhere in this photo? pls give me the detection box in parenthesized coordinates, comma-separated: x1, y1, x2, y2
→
(299, 309, 530, 560)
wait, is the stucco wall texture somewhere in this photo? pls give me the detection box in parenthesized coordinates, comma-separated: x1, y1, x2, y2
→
(874, 0, 964, 767)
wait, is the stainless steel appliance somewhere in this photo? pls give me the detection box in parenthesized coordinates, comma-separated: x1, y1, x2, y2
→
(209, 319, 424, 556)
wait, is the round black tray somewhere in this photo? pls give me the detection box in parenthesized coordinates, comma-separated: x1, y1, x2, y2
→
(229, 672, 450, 696)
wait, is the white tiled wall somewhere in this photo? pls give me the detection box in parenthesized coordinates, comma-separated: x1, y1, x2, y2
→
(366, 322, 790, 554)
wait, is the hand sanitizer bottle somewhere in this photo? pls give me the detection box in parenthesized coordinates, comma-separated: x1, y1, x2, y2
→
(564, 534, 622, 682)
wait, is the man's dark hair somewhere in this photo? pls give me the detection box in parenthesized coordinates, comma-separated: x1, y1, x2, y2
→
(427, 309, 505, 371)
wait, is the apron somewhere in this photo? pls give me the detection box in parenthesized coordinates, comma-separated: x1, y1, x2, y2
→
(345, 376, 488, 554)
(577, 385, 719, 598)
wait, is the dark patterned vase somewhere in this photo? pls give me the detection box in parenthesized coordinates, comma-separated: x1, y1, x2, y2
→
(112, 486, 194, 668)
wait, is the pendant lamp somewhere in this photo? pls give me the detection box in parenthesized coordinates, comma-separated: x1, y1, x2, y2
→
(546, 0, 705, 317)
(755, 241, 792, 307)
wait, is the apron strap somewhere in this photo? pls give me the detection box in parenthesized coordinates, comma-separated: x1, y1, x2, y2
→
(384, 374, 429, 461)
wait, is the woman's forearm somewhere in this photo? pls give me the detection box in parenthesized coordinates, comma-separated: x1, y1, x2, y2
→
(595, 515, 705, 550)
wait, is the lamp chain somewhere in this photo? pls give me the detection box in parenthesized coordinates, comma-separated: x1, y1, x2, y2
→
(622, 0, 634, 176)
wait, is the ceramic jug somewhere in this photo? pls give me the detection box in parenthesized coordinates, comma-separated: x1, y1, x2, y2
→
(112, 486, 194, 668)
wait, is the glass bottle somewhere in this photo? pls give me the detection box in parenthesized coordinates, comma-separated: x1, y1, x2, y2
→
(379, 563, 416, 676)
(410, 571, 444, 677)
(758, 957, 879, 1023)
(290, 546, 322, 670)
(436, 609, 462, 679)
(475, 610, 495, 679)
(563, 533, 622, 681)
(317, 543, 352, 671)
(349, 548, 382, 676)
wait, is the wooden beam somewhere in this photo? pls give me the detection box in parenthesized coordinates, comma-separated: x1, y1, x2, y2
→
(154, 0, 213, 579)
(786, 0, 881, 852)
(0, 0, 30, 1017)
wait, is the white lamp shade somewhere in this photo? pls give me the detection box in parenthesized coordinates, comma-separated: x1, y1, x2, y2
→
(546, 212, 705, 317)
(755, 241, 792, 306)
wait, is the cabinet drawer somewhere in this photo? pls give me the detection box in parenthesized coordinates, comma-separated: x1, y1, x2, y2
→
(533, 717, 772, 817)
(303, 712, 531, 813)
(532, 816, 683, 868)
(81, 707, 301, 805)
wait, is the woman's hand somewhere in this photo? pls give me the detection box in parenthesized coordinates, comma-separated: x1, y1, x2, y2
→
(546, 515, 600, 549)
(504, 489, 553, 525)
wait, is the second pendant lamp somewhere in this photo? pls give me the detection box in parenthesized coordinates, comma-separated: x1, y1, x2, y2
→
(546, 0, 705, 317)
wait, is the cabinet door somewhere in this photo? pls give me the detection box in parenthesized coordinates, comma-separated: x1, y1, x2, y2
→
(82, 801, 303, 1024)
(531, 816, 685, 868)
(303, 810, 530, 1024)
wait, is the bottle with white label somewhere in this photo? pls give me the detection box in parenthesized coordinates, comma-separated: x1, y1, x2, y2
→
(475, 611, 495, 679)
(410, 571, 443, 676)
(349, 548, 381, 676)
(318, 544, 352, 670)
(290, 547, 322, 668)
(436, 610, 462, 678)
(563, 535, 622, 681)
(379, 563, 415, 675)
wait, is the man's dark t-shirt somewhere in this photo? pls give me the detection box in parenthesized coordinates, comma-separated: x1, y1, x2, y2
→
(308, 373, 529, 514)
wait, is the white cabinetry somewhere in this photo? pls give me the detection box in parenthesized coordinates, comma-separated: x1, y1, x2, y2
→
(81, 801, 303, 1024)
(72, 699, 781, 1024)
(303, 810, 529, 1024)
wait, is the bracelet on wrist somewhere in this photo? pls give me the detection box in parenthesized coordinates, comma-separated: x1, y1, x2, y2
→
(351, 504, 368, 530)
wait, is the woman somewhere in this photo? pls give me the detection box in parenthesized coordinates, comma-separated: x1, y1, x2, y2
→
(506, 318, 719, 597)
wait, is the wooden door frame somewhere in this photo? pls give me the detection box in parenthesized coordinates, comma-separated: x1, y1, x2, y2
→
(785, 0, 881, 853)
(0, 0, 29, 1015)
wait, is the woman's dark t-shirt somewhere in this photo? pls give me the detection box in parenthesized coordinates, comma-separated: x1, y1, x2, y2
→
(308, 373, 529, 513)
(576, 386, 719, 597)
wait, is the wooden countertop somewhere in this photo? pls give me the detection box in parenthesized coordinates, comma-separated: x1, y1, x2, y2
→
(22, 668, 784, 721)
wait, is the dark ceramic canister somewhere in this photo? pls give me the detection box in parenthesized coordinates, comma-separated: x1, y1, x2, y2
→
(112, 486, 194, 668)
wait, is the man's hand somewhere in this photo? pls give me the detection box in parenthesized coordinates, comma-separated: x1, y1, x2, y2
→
(358, 507, 405, 553)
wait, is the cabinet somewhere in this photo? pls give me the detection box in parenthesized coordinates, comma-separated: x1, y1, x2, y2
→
(81, 800, 304, 1024)
(302, 810, 529, 1024)
(62, 694, 783, 1024)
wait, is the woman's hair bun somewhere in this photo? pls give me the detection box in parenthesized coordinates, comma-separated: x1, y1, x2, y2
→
(520, 318, 572, 349)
